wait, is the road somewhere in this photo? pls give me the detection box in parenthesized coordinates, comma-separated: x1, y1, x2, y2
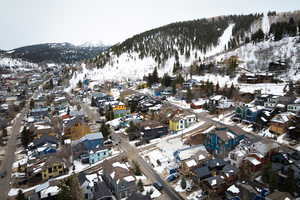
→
(0, 108, 27, 200)
(125, 88, 294, 151)
(112, 132, 185, 200)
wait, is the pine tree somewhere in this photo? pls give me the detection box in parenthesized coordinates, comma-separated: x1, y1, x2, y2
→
(100, 123, 111, 139)
(49, 79, 54, 89)
(215, 82, 220, 94)
(58, 175, 83, 200)
(29, 99, 35, 109)
(180, 177, 187, 189)
(161, 73, 172, 87)
(152, 67, 159, 83)
(186, 87, 193, 103)
(137, 179, 144, 192)
(172, 82, 177, 95)
(91, 96, 96, 107)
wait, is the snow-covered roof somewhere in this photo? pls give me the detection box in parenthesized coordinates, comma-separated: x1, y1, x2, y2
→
(123, 176, 135, 182)
(185, 159, 197, 167)
(40, 186, 60, 199)
(210, 95, 225, 101)
(271, 112, 295, 124)
(112, 162, 129, 170)
(227, 184, 240, 194)
(176, 145, 207, 161)
(244, 157, 261, 166)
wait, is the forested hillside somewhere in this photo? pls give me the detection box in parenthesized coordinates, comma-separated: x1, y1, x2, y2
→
(90, 14, 262, 68)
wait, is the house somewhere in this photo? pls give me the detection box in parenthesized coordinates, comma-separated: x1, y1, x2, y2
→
(72, 132, 105, 159)
(63, 116, 91, 140)
(174, 144, 209, 162)
(138, 120, 168, 141)
(32, 123, 55, 138)
(190, 99, 207, 109)
(93, 179, 115, 200)
(80, 148, 111, 164)
(238, 73, 274, 84)
(78, 172, 96, 200)
(102, 161, 137, 200)
(169, 112, 197, 132)
(235, 104, 265, 123)
(209, 95, 234, 109)
(204, 127, 244, 156)
(254, 94, 270, 106)
(222, 164, 239, 184)
(113, 104, 130, 118)
(30, 108, 49, 118)
(29, 181, 60, 200)
(192, 166, 212, 184)
(264, 95, 280, 108)
(242, 154, 264, 173)
(269, 112, 295, 135)
(287, 98, 300, 113)
(264, 95, 296, 109)
(41, 156, 68, 180)
(202, 175, 227, 194)
(28, 144, 57, 159)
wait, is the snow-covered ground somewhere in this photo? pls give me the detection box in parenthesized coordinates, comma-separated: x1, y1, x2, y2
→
(67, 23, 235, 89)
(215, 36, 300, 82)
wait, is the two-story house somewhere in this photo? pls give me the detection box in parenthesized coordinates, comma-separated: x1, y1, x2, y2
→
(63, 116, 91, 140)
(169, 112, 197, 132)
(138, 120, 168, 141)
(269, 112, 295, 135)
(102, 160, 137, 200)
(205, 127, 244, 156)
(235, 104, 265, 123)
(41, 156, 68, 180)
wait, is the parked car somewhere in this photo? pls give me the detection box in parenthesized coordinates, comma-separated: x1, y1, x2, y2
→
(166, 173, 179, 182)
(0, 171, 7, 178)
(153, 182, 163, 191)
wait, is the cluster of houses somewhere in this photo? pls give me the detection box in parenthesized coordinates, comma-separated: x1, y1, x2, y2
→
(234, 94, 300, 137)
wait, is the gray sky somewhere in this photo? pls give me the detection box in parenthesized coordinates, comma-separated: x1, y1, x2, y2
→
(0, 0, 299, 50)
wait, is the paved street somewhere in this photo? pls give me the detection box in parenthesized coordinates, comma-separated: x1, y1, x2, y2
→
(0, 108, 26, 200)
(113, 132, 185, 200)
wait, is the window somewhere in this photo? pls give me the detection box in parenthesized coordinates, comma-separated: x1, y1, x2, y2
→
(58, 165, 62, 169)
(84, 193, 89, 199)
(48, 168, 52, 173)
(54, 166, 57, 170)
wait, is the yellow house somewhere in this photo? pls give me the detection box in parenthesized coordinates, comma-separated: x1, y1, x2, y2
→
(41, 156, 67, 180)
(169, 114, 197, 132)
(63, 117, 91, 140)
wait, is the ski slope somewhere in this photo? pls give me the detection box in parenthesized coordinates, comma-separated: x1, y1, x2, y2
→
(69, 24, 235, 88)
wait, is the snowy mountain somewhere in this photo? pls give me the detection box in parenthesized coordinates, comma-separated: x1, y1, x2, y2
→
(68, 11, 300, 94)
(0, 54, 38, 72)
(79, 41, 106, 48)
(4, 42, 109, 64)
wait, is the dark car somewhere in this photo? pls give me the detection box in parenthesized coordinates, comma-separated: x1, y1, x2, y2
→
(0, 171, 7, 178)
(153, 182, 163, 191)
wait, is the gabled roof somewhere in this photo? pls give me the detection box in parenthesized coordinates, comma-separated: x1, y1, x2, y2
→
(270, 112, 295, 124)
(32, 135, 58, 147)
(194, 166, 211, 179)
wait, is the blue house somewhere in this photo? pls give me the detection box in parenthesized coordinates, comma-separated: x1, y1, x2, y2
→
(81, 148, 111, 164)
(235, 105, 264, 123)
(31, 145, 57, 158)
(78, 132, 104, 151)
(205, 127, 244, 155)
(30, 107, 49, 118)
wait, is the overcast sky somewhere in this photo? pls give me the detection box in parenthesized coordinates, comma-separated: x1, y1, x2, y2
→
(0, 0, 299, 50)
